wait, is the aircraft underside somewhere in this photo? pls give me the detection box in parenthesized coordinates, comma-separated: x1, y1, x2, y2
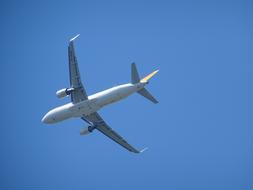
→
(42, 34, 158, 153)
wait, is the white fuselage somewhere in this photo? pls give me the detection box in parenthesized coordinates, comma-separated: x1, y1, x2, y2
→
(42, 83, 145, 124)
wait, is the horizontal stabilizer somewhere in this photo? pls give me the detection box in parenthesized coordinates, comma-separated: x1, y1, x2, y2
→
(140, 70, 159, 83)
(138, 88, 158, 104)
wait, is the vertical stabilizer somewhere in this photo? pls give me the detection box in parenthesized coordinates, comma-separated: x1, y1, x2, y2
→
(131, 63, 140, 84)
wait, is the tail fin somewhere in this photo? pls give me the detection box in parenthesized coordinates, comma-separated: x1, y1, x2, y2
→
(131, 63, 140, 84)
(130, 63, 159, 104)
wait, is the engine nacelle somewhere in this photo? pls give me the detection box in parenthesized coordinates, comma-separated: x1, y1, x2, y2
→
(56, 88, 74, 99)
(80, 126, 94, 136)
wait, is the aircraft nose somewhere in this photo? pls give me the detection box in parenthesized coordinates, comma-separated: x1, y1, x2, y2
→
(41, 113, 53, 124)
(41, 114, 49, 124)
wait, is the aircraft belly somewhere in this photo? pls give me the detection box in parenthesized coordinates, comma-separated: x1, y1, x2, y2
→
(96, 89, 135, 107)
(69, 100, 100, 117)
(49, 105, 73, 123)
(56, 110, 72, 122)
(96, 93, 120, 107)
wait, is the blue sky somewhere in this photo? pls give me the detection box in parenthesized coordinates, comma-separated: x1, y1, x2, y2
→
(1, 1, 253, 190)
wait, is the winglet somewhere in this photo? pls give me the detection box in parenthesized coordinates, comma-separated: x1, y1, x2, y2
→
(139, 147, 148, 153)
(70, 34, 80, 42)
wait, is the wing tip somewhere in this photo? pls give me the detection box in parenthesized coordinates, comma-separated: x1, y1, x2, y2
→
(135, 147, 148, 153)
(70, 34, 80, 42)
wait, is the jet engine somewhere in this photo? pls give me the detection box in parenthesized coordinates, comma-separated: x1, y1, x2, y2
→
(80, 126, 95, 136)
(56, 88, 74, 98)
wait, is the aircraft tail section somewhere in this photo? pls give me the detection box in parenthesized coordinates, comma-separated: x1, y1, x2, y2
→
(131, 62, 140, 84)
(137, 88, 158, 104)
(131, 63, 159, 104)
(140, 70, 159, 83)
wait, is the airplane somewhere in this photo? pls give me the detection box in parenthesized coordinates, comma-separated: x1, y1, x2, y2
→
(41, 34, 159, 153)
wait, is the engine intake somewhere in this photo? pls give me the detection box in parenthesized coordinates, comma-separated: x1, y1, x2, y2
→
(56, 88, 74, 99)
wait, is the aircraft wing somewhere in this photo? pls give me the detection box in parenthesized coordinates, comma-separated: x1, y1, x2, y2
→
(81, 112, 144, 153)
(68, 34, 88, 103)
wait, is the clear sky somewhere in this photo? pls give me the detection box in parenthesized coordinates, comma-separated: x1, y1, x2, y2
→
(1, 1, 253, 190)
